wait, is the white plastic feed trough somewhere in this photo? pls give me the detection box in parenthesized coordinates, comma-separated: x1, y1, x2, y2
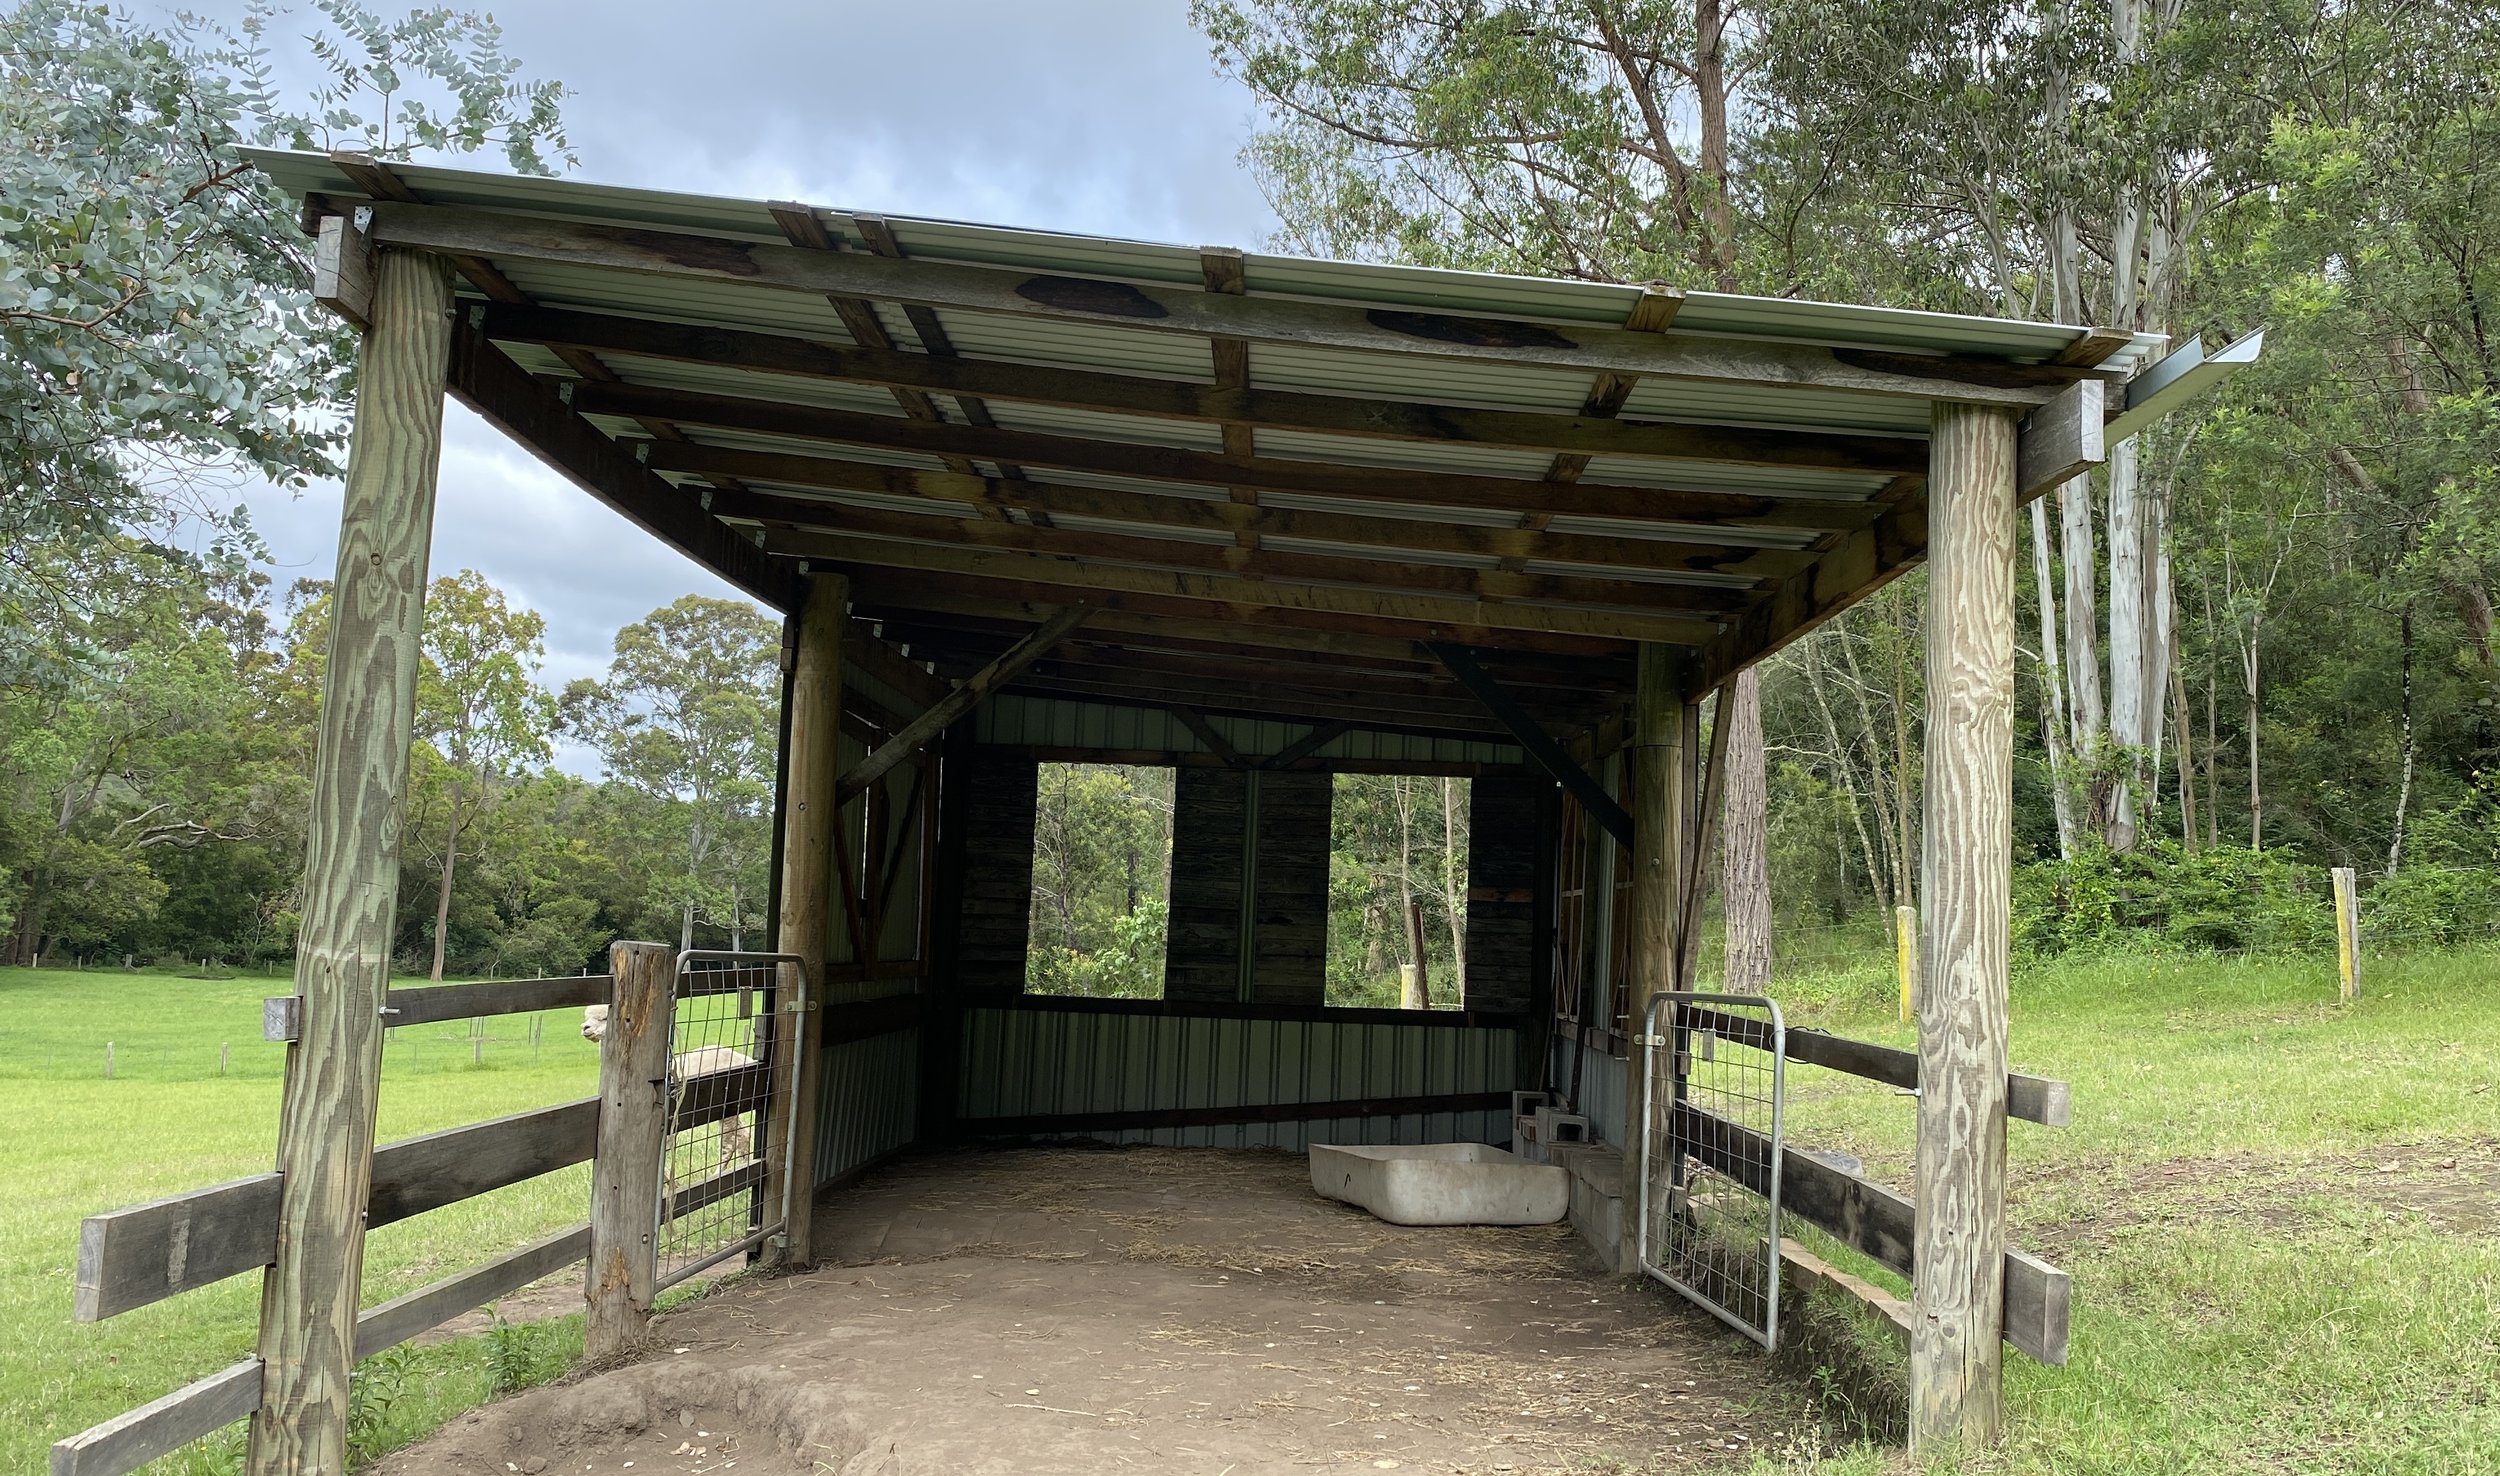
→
(1309, 1142, 1569, 1226)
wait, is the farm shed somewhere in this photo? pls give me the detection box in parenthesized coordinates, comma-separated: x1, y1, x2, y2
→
(58, 147, 2258, 1475)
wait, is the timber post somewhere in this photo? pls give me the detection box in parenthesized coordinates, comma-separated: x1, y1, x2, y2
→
(246, 248, 453, 1476)
(584, 940, 673, 1361)
(1623, 646, 1687, 1166)
(766, 572, 847, 1266)
(2331, 866, 2362, 1000)
(1911, 401, 2021, 1450)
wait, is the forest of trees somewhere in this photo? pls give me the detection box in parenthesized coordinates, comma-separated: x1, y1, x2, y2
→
(0, 539, 786, 976)
(9, 0, 2500, 987)
(1198, 0, 2500, 963)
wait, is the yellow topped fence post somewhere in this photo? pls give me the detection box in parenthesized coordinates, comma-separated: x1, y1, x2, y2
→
(2331, 866, 2362, 1001)
(1896, 904, 1918, 1024)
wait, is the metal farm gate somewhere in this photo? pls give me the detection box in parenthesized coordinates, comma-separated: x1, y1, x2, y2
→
(656, 950, 811, 1289)
(1638, 992, 1788, 1349)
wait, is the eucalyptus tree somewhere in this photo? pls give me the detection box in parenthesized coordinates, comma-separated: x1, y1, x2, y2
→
(413, 571, 557, 981)
(1196, 0, 1783, 983)
(567, 597, 783, 954)
(0, 0, 569, 691)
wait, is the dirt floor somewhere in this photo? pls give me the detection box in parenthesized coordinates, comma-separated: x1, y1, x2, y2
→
(382, 1145, 1814, 1476)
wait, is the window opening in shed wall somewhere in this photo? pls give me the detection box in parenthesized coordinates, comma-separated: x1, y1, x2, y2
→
(1023, 762, 1174, 998)
(1327, 774, 1471, 1008)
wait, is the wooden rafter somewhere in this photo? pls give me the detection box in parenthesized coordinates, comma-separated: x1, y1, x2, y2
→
(751, 507, 1744, 613)
(340, 198, 2105, 408)
(678, 461, 1813, 581)
(1165, 705, 1248, 766)
(1691, 478, 1930, 690)
(488, 302, 1924, 476)
(1011, 674, 1507, 741)
(1513, 283, 1685, 568)
(790, 538, 1719, 646)
(836, 567, 1636, 656)
(1428, 642, 1637, 847)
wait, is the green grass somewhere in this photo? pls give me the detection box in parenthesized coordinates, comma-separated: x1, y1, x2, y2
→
(1738, 941, 2500, 1474)
(0, 964, 606, 1474)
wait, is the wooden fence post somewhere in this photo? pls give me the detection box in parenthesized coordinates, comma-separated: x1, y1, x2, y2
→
(765, 573, 845, 1267)
(585, 941, 673, 1361)
(246, 247, 452, 1476)
(1911, 401, 2020, 1452)
(2332, 866, 2362, 1000)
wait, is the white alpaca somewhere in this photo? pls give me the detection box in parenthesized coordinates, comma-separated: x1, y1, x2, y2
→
(580, 1005, 756, 1165)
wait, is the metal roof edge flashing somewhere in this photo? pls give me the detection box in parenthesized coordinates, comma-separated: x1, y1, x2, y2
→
(2105, 328, 2266, 444)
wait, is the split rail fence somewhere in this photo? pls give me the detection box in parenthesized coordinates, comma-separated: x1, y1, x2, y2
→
(51, 940, 771, 1476)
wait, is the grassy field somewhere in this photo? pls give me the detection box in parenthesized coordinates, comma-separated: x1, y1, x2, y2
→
(0, 963, 605, 1474)
(12, 942, 2499, 1474)
(1747, 941, 2500, 1474)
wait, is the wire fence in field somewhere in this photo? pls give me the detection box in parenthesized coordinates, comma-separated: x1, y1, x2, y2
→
(7, 1006, 604, 1082)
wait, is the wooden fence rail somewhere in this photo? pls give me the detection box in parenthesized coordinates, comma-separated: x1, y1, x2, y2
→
(76, 1099, 597, 1321)
(264, 973, 614, 1040)
(52, 1224, 591, 1476)
(1670, 1099, 2070, 1366)
(1673, 1002, 2071, 1127)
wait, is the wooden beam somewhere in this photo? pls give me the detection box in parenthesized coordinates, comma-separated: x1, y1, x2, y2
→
(445, 324, 799, 609)
(845, 568, 1637, 657)
(1020, 666, 1514, 729)
(1676, 684, 1735, 987)
(1262, 719, 1353, 769)
(866, 593, 1633, 672)
(585, 942, 671, 1361)
(767, 577, 844, 1267)
(841, 606, 1088, 800)
(742, 502, 1746, 613)
(675, 453, 1811, 581)
(1428, 642, 1635, 846)
(1913, 401, 2021, 1448)
(1691, 480, 1930, 690)
(311, 213, 374, 329)
(982, 743, 1518, 777)
(2015, 378, 2105, 501)
(344, 199, 2094, 407)
(1627, 644, 1687, 1045)
(1012, 675, 1507, 741)
(797, 539, 1718, 647)
(1166, 704, 1248, 766)
(481, 301, 1927, 479)
(586, 378, 1910, 521)
(352, 1223, 589, 1359)
(246, 248, 451, 1476)
(843, 615, 950, 709)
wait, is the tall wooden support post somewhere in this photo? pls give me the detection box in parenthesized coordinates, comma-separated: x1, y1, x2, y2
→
(767, 573, 847, 1267)
(1622, 646, 1687, 1150)
(246, 250, 453, 1476)
(1912, 402, 2021, 1451)
(585, 940, 673, 1361)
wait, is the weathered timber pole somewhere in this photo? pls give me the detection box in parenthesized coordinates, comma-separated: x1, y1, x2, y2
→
(765, 573, 847, 1266)
(1623, 646, 1687, 1168)
(585, 940, 673, 1360)
(247, 249, 452, 1476)
(1912, 401, 2021, 1450)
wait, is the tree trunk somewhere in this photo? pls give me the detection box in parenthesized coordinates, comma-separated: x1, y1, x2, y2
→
(429, 788, 462, 983)
(1721, 668, 1773, 991)
(2390, 604, 2416, 874)
(2030, 500, 2080, 858)
(680, 898, 696, 954)
(2169, 644, 2198, 855)
(2106, 436, 2145, 851)
(2243, 628, 2262, 851)
(1439, 776, 1468, 999)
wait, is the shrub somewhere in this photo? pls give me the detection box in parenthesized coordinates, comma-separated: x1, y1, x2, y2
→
(2011, 843, 2336, 959)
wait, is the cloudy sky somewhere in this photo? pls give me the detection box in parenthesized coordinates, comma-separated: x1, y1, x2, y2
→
(176, 1, 1280, 768)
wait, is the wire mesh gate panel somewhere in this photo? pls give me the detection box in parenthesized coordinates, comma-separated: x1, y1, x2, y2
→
(656, 950, 809, 1290)
(1638, 992, 1787, 1349)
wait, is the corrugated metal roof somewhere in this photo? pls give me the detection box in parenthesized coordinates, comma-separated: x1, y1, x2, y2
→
(249, 146, 2180, 719)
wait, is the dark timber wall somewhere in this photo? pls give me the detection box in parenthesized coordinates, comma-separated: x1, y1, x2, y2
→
(1165, 768, 1329, 1005)
(1464, 773, 1540, 1013)
(1165, 767, 1247, 1002)
(955, 752, 1039, 994)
